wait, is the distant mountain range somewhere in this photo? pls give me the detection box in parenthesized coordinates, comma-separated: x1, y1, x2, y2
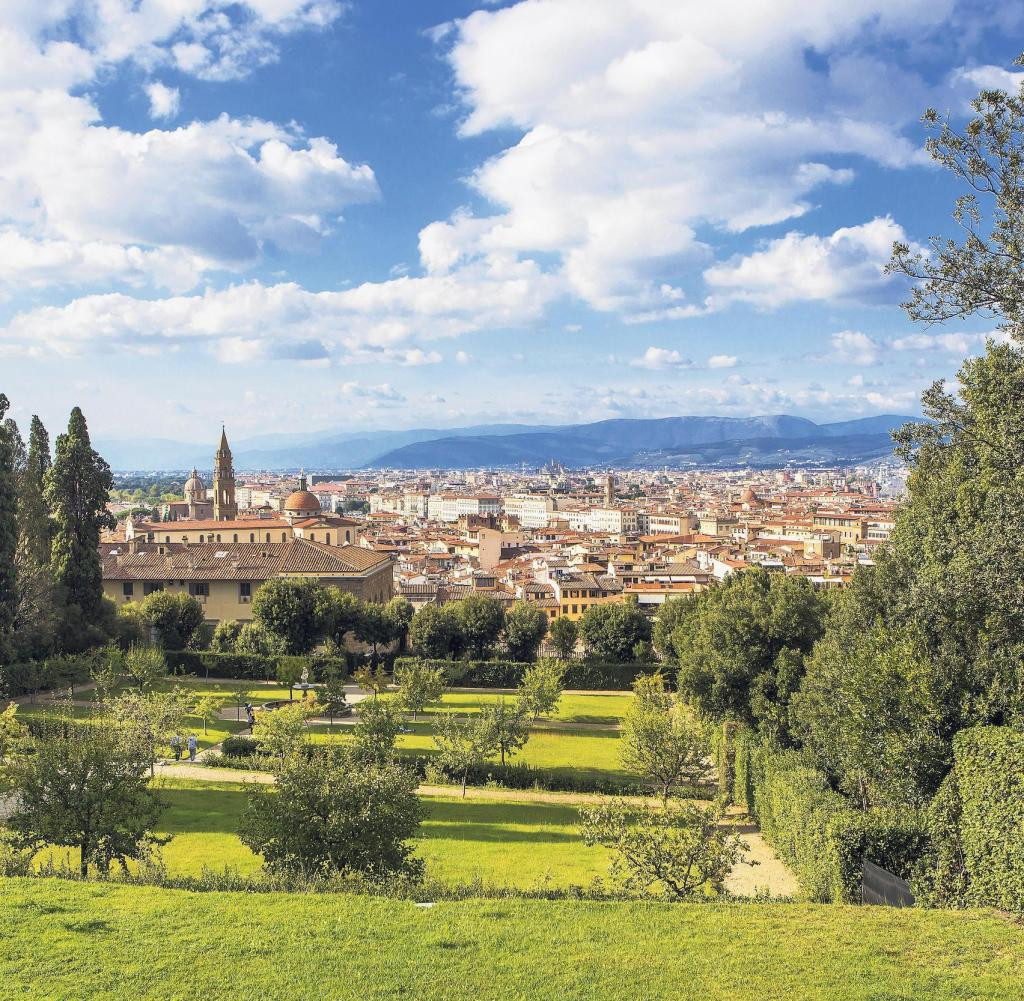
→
(98, 414, 916, 472)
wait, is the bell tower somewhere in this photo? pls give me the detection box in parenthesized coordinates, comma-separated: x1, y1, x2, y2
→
(212, 425, 238, 521)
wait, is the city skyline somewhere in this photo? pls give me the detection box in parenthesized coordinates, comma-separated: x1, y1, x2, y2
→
(0, 1, 1020, 438)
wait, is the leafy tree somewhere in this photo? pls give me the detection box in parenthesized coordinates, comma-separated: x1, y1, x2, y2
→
(579, 799, 747, 899)
(321, 670, 349, 728)
(139, 591, 205, 650)
(408, 603, 459, 659)
(351, 697, 403, 764)
(394, 659, 446, 719)
(108, 688, 191, 777)
(251, 577, 332, 655)
(252, 701, 312, 761)
(383, 596, 414, 652)
(353, 663, 389, 701)
(235, 621, 286, 657)
(17, 415, 53, 570)
(432, 712, 496, 797)
(620, 674, 707, 801)
(671, 568, 825, 737)
(479, 696, 530, 766)
(45, 407, 114, 637)
(324, 590, 365, 649)
(210, 619, 242, 652)
(192, 692, 230, 736)
(5, 714, 165, 877)
(122, 644, 168, 689)
(455, 595, 506, 659)
(276, 657, 305, 700)
(652, 597, 690, 661)
(548, 615, 578, 659)
(517, 658, 564, 720)
(0, 395, 18, 658)
(502, 601, 549, 661)
(240, 748, 423, 880)
(0, 701, 28, 765)
(579, 597, 651, 662)
(354, 602, 394, 660)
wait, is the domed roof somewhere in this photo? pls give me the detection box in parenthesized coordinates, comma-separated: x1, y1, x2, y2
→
(184, 468, 205, 494)
(739, 487, 761, 504)
(283, 489, 321, 513)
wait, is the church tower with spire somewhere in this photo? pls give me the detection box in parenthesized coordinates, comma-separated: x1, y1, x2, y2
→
(212, 426, 238, 521)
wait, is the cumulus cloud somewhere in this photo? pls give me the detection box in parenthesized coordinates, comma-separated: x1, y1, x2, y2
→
(708, 354, 738, 369)
(831, 330, 882, 366)
(340, 382, 406, 404)
(704, 217, 908, 309)
(630, 346, 692, 370)
(145, 82, 180, 120)
(0, 2, 366, 293)
(432, 0, 949, 313)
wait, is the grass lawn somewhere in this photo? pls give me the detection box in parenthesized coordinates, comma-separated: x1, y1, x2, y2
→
(30, 780, 609, 889)
(14, 703, 249, 752)
(381, 691, 633, 725)
(310, 721, 631, 784)
(2, 878, 1022, 1001)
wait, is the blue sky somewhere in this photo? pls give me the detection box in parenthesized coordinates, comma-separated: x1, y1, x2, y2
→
(1, 0, 1022, 442)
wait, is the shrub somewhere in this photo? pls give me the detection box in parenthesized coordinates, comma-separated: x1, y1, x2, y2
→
(754, 748, 927, 902)
(220, 735, 259, 758)
(391, 657, 658, 691)
(950, 726, 1024, 913)
(162, 651, 355, 681)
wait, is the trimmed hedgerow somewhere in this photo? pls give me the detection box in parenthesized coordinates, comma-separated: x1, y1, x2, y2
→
(392, 657, 658, 691)
(753, 748, 927, 902)
(951, 726, 1024, 914)
(163, 651, 356, 682)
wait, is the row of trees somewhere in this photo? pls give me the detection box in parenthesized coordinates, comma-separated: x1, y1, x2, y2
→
(0, 402, 114, 664)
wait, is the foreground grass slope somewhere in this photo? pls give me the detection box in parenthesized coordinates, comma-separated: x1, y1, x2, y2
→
(2, 878, 1021, 1001)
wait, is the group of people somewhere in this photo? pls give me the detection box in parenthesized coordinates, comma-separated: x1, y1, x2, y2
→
(169, 733, 199, 763)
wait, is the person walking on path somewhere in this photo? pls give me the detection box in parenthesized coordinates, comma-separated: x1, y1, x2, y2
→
(170, 734, 183, 762)
(187, 734, 198, 762)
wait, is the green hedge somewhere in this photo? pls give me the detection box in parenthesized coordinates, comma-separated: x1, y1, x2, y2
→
(952, 726, 1024, 914)
(1, 654, 99, 699)
(393, 657, 658, 691)
(164, 651, 355, 682)
(753, 748, 927, 902)
(733, 730, 755, 815)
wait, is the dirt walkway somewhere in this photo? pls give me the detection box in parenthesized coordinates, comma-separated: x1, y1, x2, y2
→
(724, 831, 799, 898)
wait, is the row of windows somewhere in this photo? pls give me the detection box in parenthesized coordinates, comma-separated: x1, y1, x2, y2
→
(156, 530, 351, 545)
(122, 581, 249, 599)
(563, 589, 598, 598)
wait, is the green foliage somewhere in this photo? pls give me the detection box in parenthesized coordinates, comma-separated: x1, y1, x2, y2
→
(517, 659, 564, 719)
(792, 601, 948, 809)
(673, 567, 825, 737)
(620, 674, 706, 801)
(478, 696, 530, 766)
(107, 688, 192, 776)
(17, 415, 53, 570)
(4, 713, 164, 876)
(502, 601, 548, 661)
(45, 407, 114, 636)
(948, 726, 1024, 913)
(321, 671, 349, 725)
(210, 619, 242, 653)
(239, 749, 423, 880)
(0, 394, 19, 657)
(652, 597, 689, 661)
(350, 698, 404, 765)
(753, 749, 928, 903)
(383, 595, 413, 651)
(454, 594, 506, 660)
(547, 615, 577, 659)
(122, 644, 168, 689)
(408, 603, 459, 658)
(432, 712, 496, 796)
(391, 656, 656, 691)
(139, 590, 205, 650)
(580, 798, 746, 899)
(911, 771, 970, 910)
(234, 621, 287, 658)
(252, 701, 312, 761)
(394, 659, 446, 719)
(579, 597, 651, 662)
(163, 650, 352, 681)
(353, 662, 389, 699)
(251, 577, 333, 655)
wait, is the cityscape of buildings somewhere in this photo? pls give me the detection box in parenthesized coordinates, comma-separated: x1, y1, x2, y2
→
(101, 428, 908, 631)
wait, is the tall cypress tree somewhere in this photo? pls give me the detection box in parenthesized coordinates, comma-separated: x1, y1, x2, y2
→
(0, 394, 19, 644)
(45, 407, 113, 621)
(18, 416, 53, 568)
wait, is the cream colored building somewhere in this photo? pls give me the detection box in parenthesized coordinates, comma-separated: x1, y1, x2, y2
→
(102, 538, 393, 625)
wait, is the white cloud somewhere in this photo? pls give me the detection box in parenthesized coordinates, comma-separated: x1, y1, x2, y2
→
(831, 330, 882, 366)
(630, 346, 692, 370)
(433, 0, 947, 313)
(340, 382, 406, 404)
(344, 347, 444, 366)
(891, 330, 1012, 354)
(145, 82, 180, 120)
(707, 354, 738, 369)
(0, 256, 561, 359)
(454, 350, 473, 364)
(704, 217, 907, 309)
